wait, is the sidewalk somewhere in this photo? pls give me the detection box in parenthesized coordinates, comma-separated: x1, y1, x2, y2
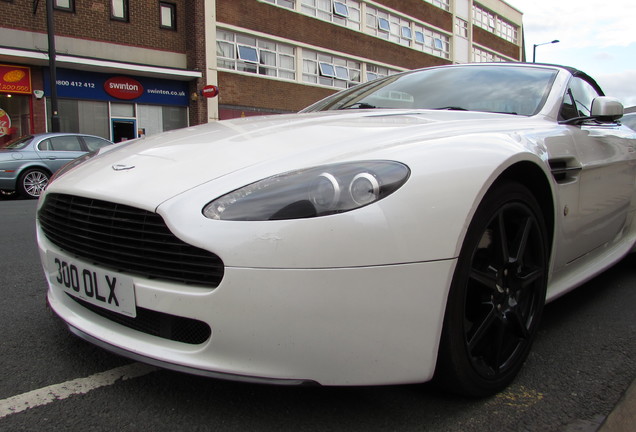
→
(597, 377, 636, 431)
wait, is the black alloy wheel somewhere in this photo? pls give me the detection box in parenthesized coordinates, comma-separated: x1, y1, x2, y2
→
(435, 182, 549, 397)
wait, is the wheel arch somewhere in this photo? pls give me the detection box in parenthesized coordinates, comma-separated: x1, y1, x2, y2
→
(18, 164, 54, 179)
(493, 161, 556, 256)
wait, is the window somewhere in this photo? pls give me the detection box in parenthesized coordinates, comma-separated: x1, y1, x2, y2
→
(455, 18, 468, 38)
(333, 2, 348, 17)
(366, 6, 441, 49)
(472, 47, 507, 63)
(560, 78, 601, 120)
(473, 6, 518, 44)
(303, 51, 360, 89)
(262, 0, 295, 8)
(160, 2, 176, 30)
(237, 45, 259, 63)
(54, 0, 74, 12)
(111, 0, 129, 21)
(412, 24, 450, 59)
(366, 65, 399, 82)
(300, 0, 361, 30)
(40, 136, 83, 152)
(83, 136, 112, 152)
(401, 26, 412, 40)
(217, 30, 296, 80)
(377, 18, 391, 32)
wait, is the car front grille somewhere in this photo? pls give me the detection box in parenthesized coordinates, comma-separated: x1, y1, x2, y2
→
(68, 295, 211, 344)
(38, 193, 224, 288)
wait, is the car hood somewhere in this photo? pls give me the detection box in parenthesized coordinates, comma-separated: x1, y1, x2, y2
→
(48, 109, 532, 210)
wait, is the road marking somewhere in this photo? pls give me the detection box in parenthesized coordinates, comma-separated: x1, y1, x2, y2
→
(0, 363, 157, 419)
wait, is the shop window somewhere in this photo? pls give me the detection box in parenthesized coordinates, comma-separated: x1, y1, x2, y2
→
(111, 0, 129, 22)
(47, 99, 109, 139)
(54, 0, 75, 12)
(160, 2, 176, 30)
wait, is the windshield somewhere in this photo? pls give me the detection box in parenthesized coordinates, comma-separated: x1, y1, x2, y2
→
(302, 65, 559, 116)
(3, 135, 34, 150)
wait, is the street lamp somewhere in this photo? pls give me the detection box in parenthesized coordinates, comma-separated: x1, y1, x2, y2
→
(532, 40, 560, 63)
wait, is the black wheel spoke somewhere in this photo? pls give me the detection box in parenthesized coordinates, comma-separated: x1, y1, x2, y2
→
(496, 211, 510, 264)
(506, 308, 531, 340)
(467, 307, 498, 352)
(491, 319, 508, 374)
(510, 215, 533, 262)
(469, 266, 498, 291)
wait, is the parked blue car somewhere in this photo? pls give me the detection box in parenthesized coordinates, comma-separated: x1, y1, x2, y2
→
(0, 133, 113, 198)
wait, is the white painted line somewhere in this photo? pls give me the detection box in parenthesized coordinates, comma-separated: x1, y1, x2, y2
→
(0, 363, 158, 419)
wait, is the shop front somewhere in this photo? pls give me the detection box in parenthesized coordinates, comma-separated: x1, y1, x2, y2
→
(0, 64, 34, 146)
(44, 68, 189, 142)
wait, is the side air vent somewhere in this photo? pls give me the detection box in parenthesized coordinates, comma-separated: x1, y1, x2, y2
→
(548, 158, 581, 184)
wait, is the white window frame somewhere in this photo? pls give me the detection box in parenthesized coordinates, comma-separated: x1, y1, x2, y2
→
(217, 30, 296, 80)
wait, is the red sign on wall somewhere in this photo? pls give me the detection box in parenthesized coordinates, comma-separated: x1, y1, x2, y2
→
(201, 85, 219, 98)
(0, 64, 32, 94)
(104, 76, 144, 100)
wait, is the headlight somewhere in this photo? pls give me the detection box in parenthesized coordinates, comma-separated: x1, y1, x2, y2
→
(203, 161, 410, 221)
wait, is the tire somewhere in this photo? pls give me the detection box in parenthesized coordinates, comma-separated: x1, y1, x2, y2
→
(434, 182, 549, 397)
(18, 168, 50, 199)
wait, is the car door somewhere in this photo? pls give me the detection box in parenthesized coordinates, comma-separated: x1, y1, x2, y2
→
(557, 76, 636, 264)
(37, 135, 86, 172)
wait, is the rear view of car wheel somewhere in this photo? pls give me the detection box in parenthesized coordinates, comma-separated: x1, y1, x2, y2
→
(435, 182, 549, 397)
(18, 168, 50, 199)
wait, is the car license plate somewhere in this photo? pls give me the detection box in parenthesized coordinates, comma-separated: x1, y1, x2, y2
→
(46, 251, 136, 318)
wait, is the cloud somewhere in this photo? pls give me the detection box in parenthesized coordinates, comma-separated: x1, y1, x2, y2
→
(595, 71, 636, 107)
(509, 0, 636, 48)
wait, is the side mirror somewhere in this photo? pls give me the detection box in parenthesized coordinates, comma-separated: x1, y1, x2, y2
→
(590, 96, 624, 122)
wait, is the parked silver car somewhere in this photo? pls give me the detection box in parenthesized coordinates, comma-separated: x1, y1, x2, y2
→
(0, 133, 113, 198)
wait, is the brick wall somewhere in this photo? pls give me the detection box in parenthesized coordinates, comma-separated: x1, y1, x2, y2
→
(217, 1, 450, 71)
(218, 71, 335, 113)
(473, 27, 520, 60)
(0, 0, 187, 53)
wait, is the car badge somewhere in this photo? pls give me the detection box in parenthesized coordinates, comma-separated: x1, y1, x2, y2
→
(112, 164, 135, 171)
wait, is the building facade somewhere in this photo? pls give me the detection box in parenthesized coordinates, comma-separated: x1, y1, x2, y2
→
(0, 0, 204, 145)
(207, 0, 523, 120)
(0, 0, 523, 143)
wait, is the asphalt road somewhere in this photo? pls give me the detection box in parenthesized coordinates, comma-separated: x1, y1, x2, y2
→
(0, 197, 634, 432)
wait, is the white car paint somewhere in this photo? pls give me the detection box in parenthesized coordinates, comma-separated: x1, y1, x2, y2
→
(36, 63, 636, 388)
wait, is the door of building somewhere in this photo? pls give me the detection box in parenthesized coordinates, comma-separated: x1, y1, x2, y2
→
(112, 119, 136, 142)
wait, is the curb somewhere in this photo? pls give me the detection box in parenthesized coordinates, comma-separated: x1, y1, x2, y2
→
(597, 377, 636, 431)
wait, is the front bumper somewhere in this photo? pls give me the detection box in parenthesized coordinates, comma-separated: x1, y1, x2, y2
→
(40, 228, 456, 386)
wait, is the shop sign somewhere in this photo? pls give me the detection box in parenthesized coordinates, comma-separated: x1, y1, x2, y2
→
(104, 76, 145, 100)
(0, 108, 11, 137)
(201, 85, 219, 98)
(44, 68, 189, 106)
(0, 64, 32, 95)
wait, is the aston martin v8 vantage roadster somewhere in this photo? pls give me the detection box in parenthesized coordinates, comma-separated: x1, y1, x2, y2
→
(37, 63, 636, 396)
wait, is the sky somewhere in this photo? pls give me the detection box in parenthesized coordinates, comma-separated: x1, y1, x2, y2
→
(505, 0, 636, 107)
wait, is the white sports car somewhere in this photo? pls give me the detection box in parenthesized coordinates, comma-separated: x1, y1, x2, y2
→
(37, 63, 636, 396)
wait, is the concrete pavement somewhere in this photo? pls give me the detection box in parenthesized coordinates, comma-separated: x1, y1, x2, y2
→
(597, 377, 636, 431)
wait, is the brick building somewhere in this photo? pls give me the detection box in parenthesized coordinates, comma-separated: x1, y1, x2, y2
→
(0, 0, 204, 145)
(0, 0, 523, 143)
(210, 0, 523, 120)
